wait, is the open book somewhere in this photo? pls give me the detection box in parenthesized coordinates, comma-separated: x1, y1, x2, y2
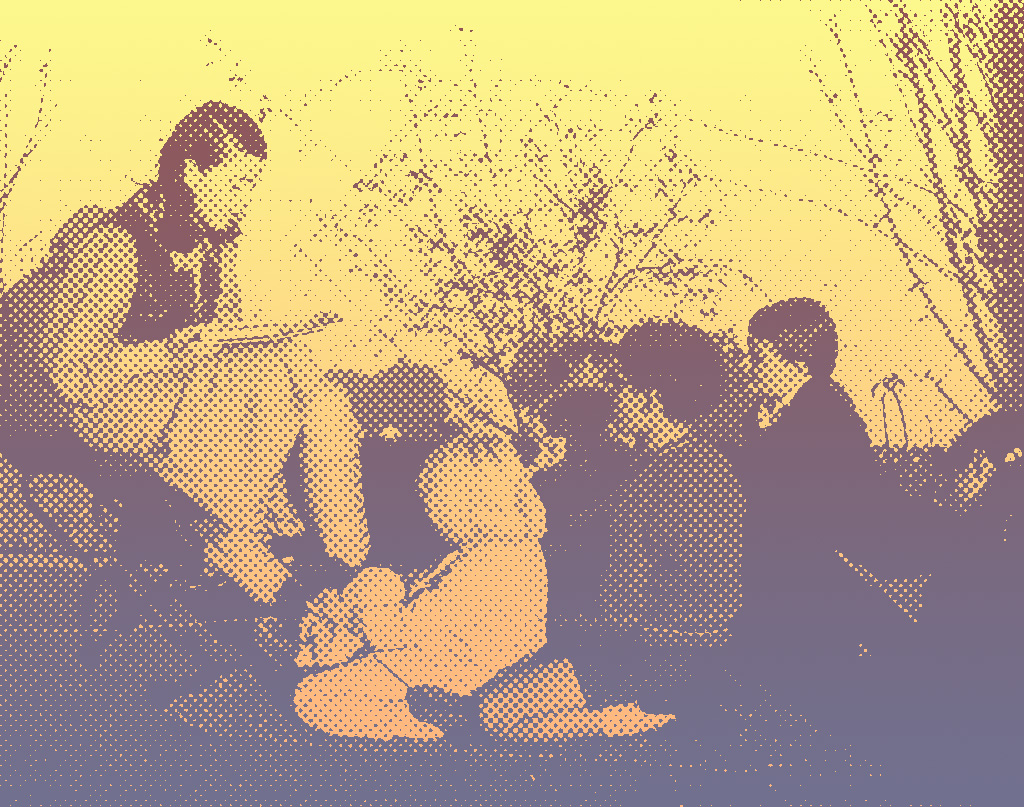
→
(172, 312, 345, 347)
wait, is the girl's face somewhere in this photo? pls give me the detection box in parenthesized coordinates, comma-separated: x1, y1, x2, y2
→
(183, 141, 264, 233)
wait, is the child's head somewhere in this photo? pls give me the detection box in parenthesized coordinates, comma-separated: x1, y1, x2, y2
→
(614, 321, 730, 422)
(748, 298, 839, 379)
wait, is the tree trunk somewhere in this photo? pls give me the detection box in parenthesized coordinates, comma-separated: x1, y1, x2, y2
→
(979, 1, 1024, 409)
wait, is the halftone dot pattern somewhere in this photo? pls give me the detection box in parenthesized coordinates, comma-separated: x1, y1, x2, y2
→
(0, 13, 1020, 801)
(836, 550, 931, 622)
(749, 298, 838, 377)
(101, 618, 202, 695)
(202, 526, 292, 605)
(0, 456, 56, 553)
(294, 655, 444, 741)
(254, 616, 295, 667)
(25, 473, 117, 564)
(297, 574, 396, 669)
(0, 552, 90, 701)
(335, 363, 453, 445)
(601, 440, 744, 646)
(168, 668, 302, 743)
(87, 578, 119, 636)
(290, 434, 551, 741)
(479, 658, 675, 741)
(979, 2, 1024, 410)
(480, 659, 589, 737)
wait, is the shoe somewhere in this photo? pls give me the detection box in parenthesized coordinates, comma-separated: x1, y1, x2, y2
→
(480, 657, 675, 741)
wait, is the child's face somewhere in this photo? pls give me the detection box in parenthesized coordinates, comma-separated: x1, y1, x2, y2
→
(183, 141, 264, 233)
(608, 385, 688, 450)
(750, 338, 810, 405)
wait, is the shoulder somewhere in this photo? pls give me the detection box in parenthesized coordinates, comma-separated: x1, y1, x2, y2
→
(2, 206, 115, 298)
(52, 203, 125, 249)
(43, 194, 152, 279)
(783, 377, 866, 435)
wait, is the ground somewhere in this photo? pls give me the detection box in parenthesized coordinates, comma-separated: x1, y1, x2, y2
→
(0, 455, 1017, 806)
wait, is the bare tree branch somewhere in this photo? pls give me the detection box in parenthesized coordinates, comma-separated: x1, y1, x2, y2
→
(1, 45, 54, 264)
(811, 4, 1000, 403)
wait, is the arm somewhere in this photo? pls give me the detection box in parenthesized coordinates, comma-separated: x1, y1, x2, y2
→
(53, 224, 173, 403)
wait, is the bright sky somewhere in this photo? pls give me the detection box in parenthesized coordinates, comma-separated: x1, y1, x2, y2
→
(1, 0, 999, 444)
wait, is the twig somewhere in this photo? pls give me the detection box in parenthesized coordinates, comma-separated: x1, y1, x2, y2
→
(812, 6, 998, 398)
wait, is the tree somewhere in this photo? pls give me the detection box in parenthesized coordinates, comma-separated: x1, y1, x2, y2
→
(973, 1, 1024, 410)
(0, 44, 52, 287)
(326, 66, 763, 428)
(812, 2, 1005, 415)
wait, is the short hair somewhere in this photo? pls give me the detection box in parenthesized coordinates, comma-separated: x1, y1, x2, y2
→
(334, 362, 453, 442)
(542, 386, 617, 437)
(748, 298, 839, 377)
(157, 101, 267, 187)
(616, 321, 730, 420)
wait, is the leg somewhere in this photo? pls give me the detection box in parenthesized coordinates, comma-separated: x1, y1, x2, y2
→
(479, 657, 675, 740)
(294, 655, 443, 740)
(155, 342, 303, 604)
(373, 433, 548, 696)
(292, 565, 441, 740)
(292, 433, 548, 739)
(296, 375, 370, 569)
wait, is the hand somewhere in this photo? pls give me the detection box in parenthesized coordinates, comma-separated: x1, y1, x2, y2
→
(529, 435, 568, 476)
(954, 448, 997, 503)
(325, 529, 371, 570)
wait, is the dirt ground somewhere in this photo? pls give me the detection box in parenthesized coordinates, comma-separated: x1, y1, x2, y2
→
(0, 457, 1018, 806)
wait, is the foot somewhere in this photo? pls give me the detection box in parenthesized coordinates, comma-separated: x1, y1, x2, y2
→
(481, 658, 675, 741)
(296, 587, 366, 668)
(295, 568, 406, 669)
(510, 702, 676, 741)
(294, 656, 444, 740)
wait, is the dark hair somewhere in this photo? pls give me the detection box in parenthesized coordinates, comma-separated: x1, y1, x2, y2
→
(748, 298, 839, 377)
(615, 321, 730, 421)
(334, 362, 453, 442)
(542, 386, 618, 437)
(157, 101, 267, 188)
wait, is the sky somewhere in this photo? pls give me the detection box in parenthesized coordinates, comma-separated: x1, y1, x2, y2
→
(0, 0, 1000, 444)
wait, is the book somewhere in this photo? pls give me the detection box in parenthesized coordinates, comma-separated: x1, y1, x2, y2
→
(174, 313, 346, 346)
